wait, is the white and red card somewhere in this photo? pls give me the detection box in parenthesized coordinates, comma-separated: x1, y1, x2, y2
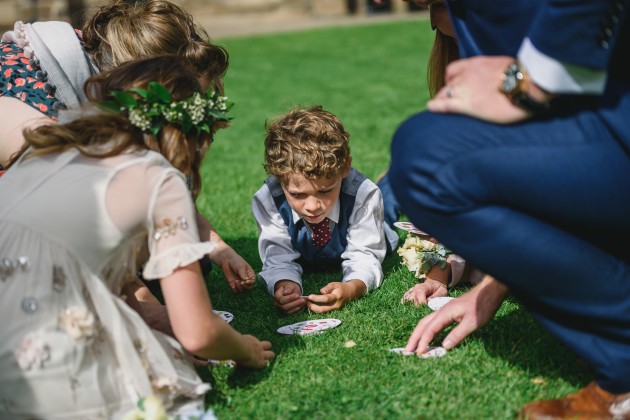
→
(394, 221, 428, 236)
(389, 346, 447, 359)
(277, 318, 342, 335)
(427, 297, 455, 311)
(213, 310, 234, 324)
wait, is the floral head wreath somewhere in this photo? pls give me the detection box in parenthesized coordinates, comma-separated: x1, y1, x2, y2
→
(99, 81, 233, 137)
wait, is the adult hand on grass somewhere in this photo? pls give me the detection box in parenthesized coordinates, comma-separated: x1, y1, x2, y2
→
(404, 276, 508, 355)
(274, 280, 306, 314)
(235, 335, 275, 369)
(401, 278, 448, 306)
(306, 280, 366, 313)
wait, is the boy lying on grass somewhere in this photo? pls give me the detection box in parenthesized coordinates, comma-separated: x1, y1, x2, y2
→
(252, 106, 398, 314)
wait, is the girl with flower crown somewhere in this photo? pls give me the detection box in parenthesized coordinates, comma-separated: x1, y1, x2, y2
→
(0, 0, 258, 336)
(0, 55, 274, 418)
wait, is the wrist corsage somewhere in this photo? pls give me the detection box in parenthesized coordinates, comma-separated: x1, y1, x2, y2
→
(397, 236, 451, 280)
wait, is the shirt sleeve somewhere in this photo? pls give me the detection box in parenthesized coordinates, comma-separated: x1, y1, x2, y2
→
(252, 184, 303, 295)
(517, 1, 625, 95)
(341, 180, 388, 292)
(518, 38, 607, 94)
(142, 168, 215, 279)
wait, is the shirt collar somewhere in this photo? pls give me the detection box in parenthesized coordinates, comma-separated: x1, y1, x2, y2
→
(292, 199, 340, 225)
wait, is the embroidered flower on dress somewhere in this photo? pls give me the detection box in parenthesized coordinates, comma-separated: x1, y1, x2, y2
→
(153, 217, 189, 241)
(15, 332, 51, 370)
(151, 376, 178, 394)
(58, 306, 97, 340)
(122, 395, 168, 420)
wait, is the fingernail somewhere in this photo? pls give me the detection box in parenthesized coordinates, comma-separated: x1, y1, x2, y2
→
(443, 339, 453, 349)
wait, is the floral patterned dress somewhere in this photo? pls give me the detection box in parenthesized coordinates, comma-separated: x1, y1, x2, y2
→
(0, 148, 215, 418)
(0, 29, 83, 118)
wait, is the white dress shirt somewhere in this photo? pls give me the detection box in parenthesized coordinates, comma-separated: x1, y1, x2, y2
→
(519, 38, 607, 94)
(252, 177, 399, 295)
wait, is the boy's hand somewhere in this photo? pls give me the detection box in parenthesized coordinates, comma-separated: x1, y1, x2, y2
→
(274, 280, 306, 314)
(401, 279, 448, 306)
(307, 280, 367, 313)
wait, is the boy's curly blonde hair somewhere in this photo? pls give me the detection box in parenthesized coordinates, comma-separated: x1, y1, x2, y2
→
(264, 106, 350, 184)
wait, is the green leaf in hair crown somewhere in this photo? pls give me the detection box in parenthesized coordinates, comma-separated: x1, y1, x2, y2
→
(99, 82, 233, 137)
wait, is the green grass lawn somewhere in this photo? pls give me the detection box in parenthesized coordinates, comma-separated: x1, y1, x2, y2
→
(197, 18, 590, 419)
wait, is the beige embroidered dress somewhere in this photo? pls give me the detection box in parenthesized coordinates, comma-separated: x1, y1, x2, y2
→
(0, 148, 215, 418)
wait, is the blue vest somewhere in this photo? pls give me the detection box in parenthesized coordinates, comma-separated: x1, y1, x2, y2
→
(264, 168, 366, 271)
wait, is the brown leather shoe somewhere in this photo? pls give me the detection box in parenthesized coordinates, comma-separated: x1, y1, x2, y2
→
(519, 382, 630, 419)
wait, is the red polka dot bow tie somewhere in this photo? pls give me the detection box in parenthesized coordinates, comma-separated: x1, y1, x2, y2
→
(308, 217, 331, 249)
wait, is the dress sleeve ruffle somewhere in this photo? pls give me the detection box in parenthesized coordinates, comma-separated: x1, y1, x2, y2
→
(1, 21, 34, 57)
(142, 241, 216, 280)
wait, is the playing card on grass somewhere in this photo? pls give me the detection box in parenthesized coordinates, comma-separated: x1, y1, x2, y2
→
(213, 310, 234, 324)
(277, 318, 342, 335)
(427, 297, 455, 311)
(394, 221, 428, 236)
(389, 347, 415, 356)
(208, 359, 236, 368)
(389, 346, 447, 358)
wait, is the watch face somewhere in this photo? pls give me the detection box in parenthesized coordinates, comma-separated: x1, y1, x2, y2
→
(501, 63, 520, 94)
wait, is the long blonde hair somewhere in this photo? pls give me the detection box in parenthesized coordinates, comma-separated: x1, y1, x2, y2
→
(82, 0, 229, 85)
(23, 55, 219, 198)
(426, 0, 459, 97)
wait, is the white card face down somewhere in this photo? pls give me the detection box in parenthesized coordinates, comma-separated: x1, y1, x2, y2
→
(394, 221, 428, 236)
(427, 297, 455, 311)
(277, 318, 342, 335)
(419, 346, 447, 358)
(389, 346, 447, 359)
(213, 310, 234, 324)
(208, 359, 236, 368)
(389, 347, 415, 356)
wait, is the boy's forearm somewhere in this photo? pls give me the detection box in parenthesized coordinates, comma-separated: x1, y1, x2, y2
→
(343, 279, 367, 301)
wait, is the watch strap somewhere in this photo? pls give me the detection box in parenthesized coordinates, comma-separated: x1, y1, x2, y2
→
(511, 90, 552, 114)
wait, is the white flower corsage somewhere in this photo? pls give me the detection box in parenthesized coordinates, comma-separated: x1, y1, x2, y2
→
(397, 236, 451, 279)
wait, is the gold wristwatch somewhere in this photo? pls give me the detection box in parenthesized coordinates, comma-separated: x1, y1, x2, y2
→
(500, 61, 551, 114)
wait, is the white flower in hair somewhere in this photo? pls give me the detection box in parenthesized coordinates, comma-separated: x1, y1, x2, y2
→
(99, 82, 233, 137)
(129, 108, 152, 131)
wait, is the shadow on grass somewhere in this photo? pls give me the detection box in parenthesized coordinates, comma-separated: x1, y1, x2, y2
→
(474, 300, 592, 386)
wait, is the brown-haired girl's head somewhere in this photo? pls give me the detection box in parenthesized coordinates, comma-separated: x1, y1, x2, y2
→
(82, 0, 228, 91)
(24, 55, 222, 197)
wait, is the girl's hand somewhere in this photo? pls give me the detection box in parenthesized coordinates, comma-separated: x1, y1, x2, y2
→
(211, 244, 256, 293)
(195, 210, 255, 293)
(401, 278, 448, 306)
(235, 335, 274, 369)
